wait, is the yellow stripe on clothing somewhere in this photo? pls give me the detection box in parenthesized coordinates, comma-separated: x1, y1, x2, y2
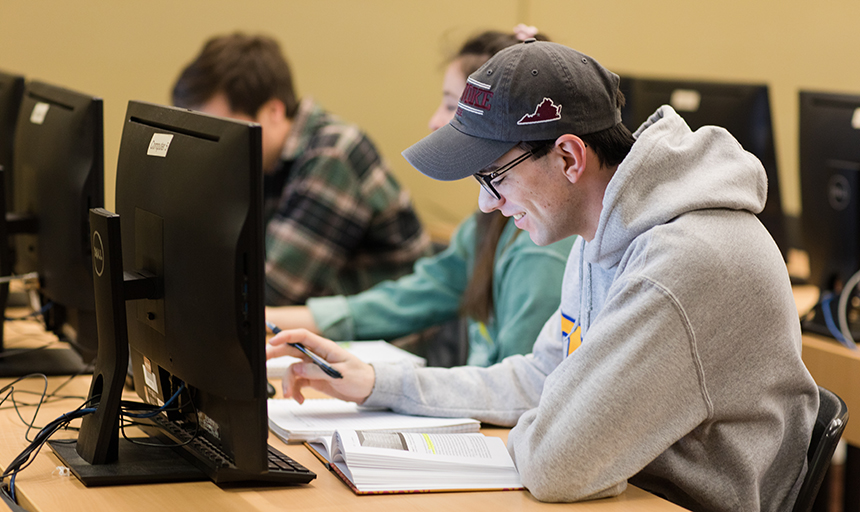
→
(561, 313, 581, 355)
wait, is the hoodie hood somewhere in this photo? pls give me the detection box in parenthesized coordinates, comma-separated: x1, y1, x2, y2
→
(585, 105, 768, 269)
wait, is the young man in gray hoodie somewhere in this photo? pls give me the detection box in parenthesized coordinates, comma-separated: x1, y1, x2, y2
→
(267, 40, 818, 512)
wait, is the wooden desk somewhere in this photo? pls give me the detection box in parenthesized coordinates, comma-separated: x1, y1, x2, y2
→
(793, 284, 860, 510)
(802, 334, 860, 446)
(793, 284, 860, 446)
(0, 374, 686, 512)
(0, 284, 844, 511)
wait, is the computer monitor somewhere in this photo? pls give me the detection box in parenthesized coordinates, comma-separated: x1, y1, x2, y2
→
(0, 70, 24, 209)
(798, 90, 860, 339)
(0, 71, 25, 358)
(49, 101, 314, 486)
(0, 80, 104, 376)
(619, 76, 788, 260)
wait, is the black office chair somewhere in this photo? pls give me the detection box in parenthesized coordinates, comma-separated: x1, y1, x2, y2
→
(792, 385, 849, 512)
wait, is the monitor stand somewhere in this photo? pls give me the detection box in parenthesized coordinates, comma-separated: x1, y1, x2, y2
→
(0, 346, 89, 377)
(47, 208, 205, 487)
(0, 166, 86, 376)
(50, 435, 204, 487)
(0, 286, 92, 377)
(801, 295, 860, 344)
(0, 287, 92, 377)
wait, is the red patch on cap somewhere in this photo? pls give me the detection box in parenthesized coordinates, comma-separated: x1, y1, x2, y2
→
(518, 98, 562, 125)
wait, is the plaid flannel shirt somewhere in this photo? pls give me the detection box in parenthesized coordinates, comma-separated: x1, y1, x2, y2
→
(263, 98, 431, 305)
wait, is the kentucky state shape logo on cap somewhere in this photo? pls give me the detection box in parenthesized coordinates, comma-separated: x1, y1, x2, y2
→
(457, 77, 493, 116)
(518, 98, 562, 125)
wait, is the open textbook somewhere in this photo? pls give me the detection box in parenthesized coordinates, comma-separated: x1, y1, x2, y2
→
(267, 398, 480, 442)
(307, 429, 523, 494)
(266, 340, 426, 378)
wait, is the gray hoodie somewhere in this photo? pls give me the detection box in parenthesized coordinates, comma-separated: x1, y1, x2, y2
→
(365, 106, 818, 511)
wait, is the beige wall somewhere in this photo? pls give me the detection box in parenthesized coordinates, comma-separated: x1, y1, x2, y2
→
(2, 0, 859, 242)
(532, 0, 860, 228)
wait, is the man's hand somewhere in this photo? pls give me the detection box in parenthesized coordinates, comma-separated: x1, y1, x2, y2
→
(266, 328, 375, 404)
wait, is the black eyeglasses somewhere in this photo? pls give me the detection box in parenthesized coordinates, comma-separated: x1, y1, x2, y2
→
(473, 149, 536, 200)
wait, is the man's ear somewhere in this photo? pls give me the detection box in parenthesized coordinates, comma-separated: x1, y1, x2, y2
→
(554, 134, 588, 184)
(255, 98, 287, 125)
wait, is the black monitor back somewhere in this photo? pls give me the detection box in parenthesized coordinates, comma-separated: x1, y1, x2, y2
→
(11, 80, 104, 361)
(619, 76, 787, 258)
(799, 90, 860, 293)
(0, 71, 25, 350)
(115, 101, 267, 472)
(0, 71, 24, 209)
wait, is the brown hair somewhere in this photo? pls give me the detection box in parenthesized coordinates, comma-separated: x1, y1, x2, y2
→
(518, 90, 635, 169)
(172, 33, 299, 119)
(458, 29, 550, 324)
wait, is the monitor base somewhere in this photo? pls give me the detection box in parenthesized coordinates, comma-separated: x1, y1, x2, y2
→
(49, 438, 206, 487)
(0, 347, 91, 377)
(801, 300, 860, 344)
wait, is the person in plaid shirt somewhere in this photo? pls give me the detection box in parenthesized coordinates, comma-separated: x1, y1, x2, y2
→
(172, 33, 431, 305)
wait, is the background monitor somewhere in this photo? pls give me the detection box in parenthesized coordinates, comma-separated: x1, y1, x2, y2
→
(619, 76, 788, 260)
(0, 70, 24, 209)
(0, 80, 104, 376)
(54, 101, 312, 486)
(0, 71, 25, 359)
(798, 90, 860, 339)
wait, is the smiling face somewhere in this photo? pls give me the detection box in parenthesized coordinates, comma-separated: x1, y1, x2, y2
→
(428, 55, 598, 246)
(476, 141, 594, 246)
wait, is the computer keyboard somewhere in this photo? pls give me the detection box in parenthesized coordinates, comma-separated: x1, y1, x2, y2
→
(268, 444, 313, 476)
(150, 414, 316, 485)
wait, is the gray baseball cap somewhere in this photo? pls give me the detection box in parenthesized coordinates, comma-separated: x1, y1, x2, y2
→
(403, 40, 622, 181)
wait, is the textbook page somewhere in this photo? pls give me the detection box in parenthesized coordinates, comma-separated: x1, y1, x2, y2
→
(267, 340, 425, 378)
(309, 429, 523, 493)
(267, 398, 480, 442)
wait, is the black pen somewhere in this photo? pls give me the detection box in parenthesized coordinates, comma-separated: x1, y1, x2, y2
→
(266, 321, 343, 379)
